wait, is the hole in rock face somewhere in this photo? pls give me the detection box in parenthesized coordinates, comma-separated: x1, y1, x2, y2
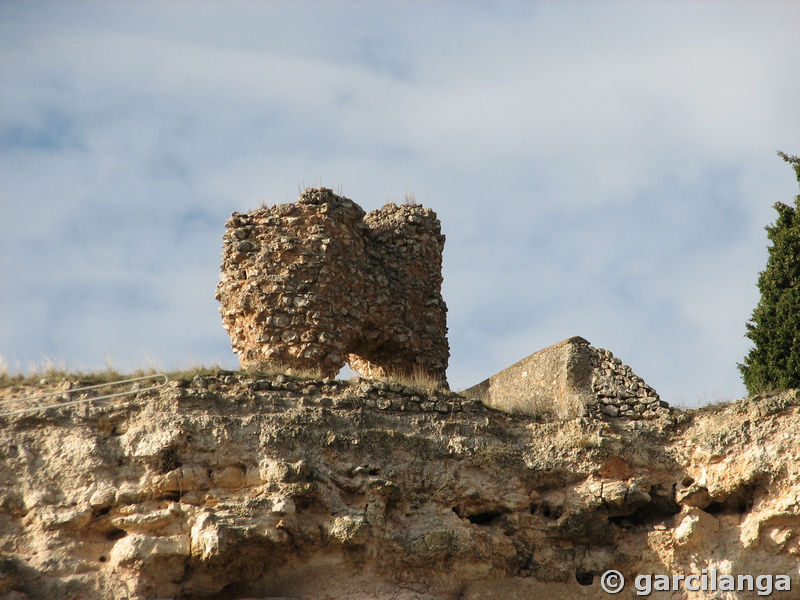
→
(681, 476, 695, 487)
(705, 481, 761, 515)
(98, 556, 107, 563)
(575, 568, 594, 586)
(293, 495, 313, 511)
(215, 580, 247, 599)
(705, 496, 748, 515)
(156, 491, 182, 502)
(156, 446, 182, 474)
(453, 507, 507, 525)
(608, 488, 680, 528)
(105, 528, 126, 541)
(97, 506, 110, 516)
(531, 500, 563, 520)
(467, 510, 504, 525)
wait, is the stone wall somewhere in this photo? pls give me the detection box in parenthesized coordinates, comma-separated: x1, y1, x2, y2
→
(589, 346, 664, 419)
(215, 188, 449, 383)
(464, 337, 668, 419)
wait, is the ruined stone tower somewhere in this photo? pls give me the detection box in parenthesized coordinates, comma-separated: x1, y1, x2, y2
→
(216, 188, 449, 383)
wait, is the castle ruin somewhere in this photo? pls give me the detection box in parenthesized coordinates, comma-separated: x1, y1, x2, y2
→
(216, 188, 449, 383)
(464, 336, 666, 419)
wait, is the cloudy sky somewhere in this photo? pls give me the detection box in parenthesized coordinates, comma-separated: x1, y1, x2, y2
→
(2, 2, 799, 406)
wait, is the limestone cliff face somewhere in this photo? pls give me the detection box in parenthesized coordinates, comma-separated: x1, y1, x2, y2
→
(0, 377, 799, 600)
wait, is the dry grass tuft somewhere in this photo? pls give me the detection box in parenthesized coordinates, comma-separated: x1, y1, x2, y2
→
(473, 442, 521, 467)
(475, 386, 585, 421)
(403, 189, 419, 206)
(169, 361, 325, 383)
(153, 361, 324, 383)
(346, 364, 447, 392)
(166, 364, 230, 383)
(0, 364, 160, 389)
(0, 358, 330, 389)
(384, 365, 447, 391)
(511, 393, 585, 420)
(0, 357, 449, 394)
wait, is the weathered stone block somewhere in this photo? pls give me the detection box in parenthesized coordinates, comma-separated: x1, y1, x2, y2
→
(216, 188, 449, 384)
(464, 337, 664, 419)
(465, 337, 596, 419)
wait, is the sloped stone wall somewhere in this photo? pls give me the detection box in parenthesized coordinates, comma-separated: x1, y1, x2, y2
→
(215, 188, 449, 383)
(590, 346, 664, 418)
(464, 337, 668, 420)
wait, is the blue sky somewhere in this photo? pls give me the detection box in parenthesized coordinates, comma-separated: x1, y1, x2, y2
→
(1, 2, 799, 406)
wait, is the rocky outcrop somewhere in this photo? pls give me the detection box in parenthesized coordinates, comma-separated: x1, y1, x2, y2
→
(0, 375, 798, 599)
(215, 188, 449, 383)
(465, 337, 665, 420)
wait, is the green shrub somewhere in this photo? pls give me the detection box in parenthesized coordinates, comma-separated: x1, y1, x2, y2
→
(739, 152, 800, 394)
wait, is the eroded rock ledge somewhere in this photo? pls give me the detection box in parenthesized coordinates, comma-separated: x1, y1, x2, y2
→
(0, 377, 798, 600)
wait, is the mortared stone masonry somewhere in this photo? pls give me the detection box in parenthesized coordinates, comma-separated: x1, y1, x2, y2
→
(216, 188, 449, 384)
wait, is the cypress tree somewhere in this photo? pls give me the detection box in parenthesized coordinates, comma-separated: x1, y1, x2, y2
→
(739, 152, 800, 394)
